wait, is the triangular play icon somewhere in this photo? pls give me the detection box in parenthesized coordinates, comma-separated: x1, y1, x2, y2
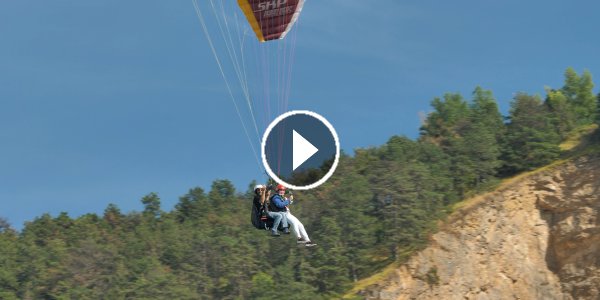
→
(293, 130, 319, 171)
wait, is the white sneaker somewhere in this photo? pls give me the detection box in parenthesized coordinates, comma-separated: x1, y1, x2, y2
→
(304, 241, 317, 247)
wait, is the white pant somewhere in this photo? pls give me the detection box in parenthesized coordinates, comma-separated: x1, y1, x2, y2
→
(286, 211, 310, 241)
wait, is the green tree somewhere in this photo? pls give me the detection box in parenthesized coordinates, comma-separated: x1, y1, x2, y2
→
(0, 221, 19, 300)
(49, 239, 127, 299)
(420, 93, 470, 147)
(123, 256, 197, 299)
(208, 179, 236, 210)
(463, 87, 504, 190)
(416, 141, 456, 204)
(562, 68, 596, 124)
(175, 187, 208, 223)
(248, 272, 277, 299)
(421, 88, 503, 196)
(470, 86, 504, 133)
(501, 93, 561, 174)
(103, 203, 123, 228)
(546, 88, 575, 138)
(596, 92, 600, 125)
(141, 192, 162, 218)
(333, 172, 377, 281)
(309, 217, 351, 296)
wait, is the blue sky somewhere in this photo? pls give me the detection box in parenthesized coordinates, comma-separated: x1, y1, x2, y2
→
(1, 1, 599, 229)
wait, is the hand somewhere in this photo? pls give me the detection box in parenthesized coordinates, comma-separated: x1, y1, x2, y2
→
(290, 194, 294, 201)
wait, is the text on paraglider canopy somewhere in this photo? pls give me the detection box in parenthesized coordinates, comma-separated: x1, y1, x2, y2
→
(262, 7, 294, 18)
(257, 0, 288, 11)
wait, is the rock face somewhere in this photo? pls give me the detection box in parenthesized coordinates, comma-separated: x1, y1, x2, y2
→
(362, 155, 600, 300)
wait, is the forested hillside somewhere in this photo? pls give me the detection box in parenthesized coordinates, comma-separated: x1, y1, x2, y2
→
(0, 68, 598, 299)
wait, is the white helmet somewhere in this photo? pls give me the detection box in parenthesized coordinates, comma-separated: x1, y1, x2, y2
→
(254, 184, 265, 191)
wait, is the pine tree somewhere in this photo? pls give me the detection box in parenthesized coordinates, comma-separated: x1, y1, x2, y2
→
(420, 93, 470, 147)
(103, 203, 122, 228)
(248, 272, 277, 299)
(596, 92, 600, 125)
(0, 222, 19, 300)
(421, 88, 503, 195)
(416, 141, 456, 204)
(124, 256, 197, 299)
(308, 216, 351, 296)
(501, 93, 561, 174)
(545, 89, 575, 139)
(470, 87, 504, 133)
(175, 187, 208, 223)
(208, 179, 236, 210)
(466, 87, 504, 188)
(141, 192, 161, 218)
(332, 172, 377, 281)
(562, 68, 596, 125)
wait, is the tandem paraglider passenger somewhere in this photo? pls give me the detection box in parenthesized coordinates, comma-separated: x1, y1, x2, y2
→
(270, 184, 316, 247)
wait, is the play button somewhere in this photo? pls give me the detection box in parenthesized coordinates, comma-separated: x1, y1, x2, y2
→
(262, 110, 340, 190)
(293, 130, 318, 171)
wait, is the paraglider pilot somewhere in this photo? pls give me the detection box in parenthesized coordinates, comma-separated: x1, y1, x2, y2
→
(254, 185, 289, 236)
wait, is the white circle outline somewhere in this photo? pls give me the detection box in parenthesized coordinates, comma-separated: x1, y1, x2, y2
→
(261, 110, 340, 190)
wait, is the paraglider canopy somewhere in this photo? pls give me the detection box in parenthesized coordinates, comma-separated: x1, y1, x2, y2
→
(238, 0, 305, 42)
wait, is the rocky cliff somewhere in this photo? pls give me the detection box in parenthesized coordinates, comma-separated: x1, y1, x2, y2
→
(360, 154, 600, 300)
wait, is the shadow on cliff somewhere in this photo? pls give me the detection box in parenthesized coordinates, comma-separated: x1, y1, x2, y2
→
(536, 152, 600, 299)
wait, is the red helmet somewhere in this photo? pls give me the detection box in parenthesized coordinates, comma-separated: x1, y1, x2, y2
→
(276, 184, 286, 191)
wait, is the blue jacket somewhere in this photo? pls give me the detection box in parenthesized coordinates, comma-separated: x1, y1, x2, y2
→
(270, 194, 290, 212)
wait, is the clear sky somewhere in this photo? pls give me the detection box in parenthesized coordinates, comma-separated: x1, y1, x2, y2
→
(1, 1, 599, 230)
